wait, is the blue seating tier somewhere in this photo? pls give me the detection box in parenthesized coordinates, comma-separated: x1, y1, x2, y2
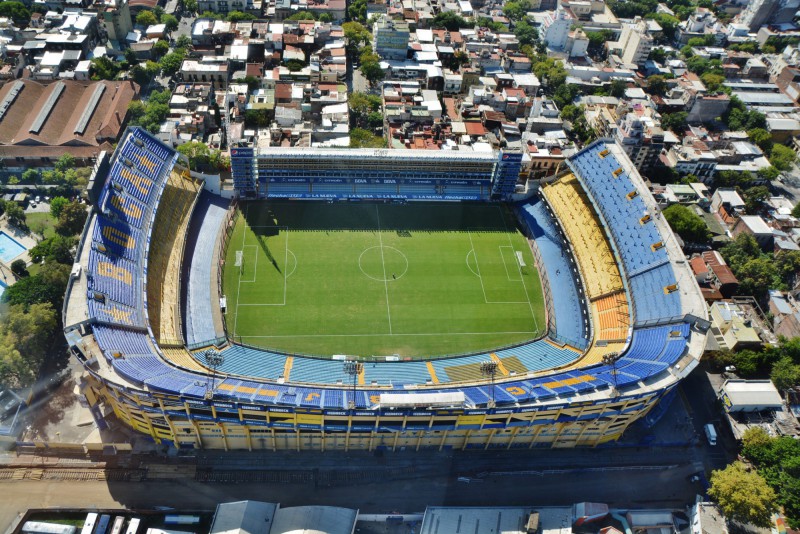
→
(184, 192, 231, 345)
(567, 142, 683, 325)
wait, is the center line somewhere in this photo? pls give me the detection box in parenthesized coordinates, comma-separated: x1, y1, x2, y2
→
(376, 205, 392, 334)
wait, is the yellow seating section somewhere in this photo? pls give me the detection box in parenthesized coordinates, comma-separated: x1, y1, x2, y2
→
(543, 174, 631, 371)
(147, 171, 201, 342)
(161, 347, 210, 373)
(542, 175, 623, 299)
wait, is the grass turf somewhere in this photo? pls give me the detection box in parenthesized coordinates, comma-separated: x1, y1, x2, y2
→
(222, 201, 545, 358)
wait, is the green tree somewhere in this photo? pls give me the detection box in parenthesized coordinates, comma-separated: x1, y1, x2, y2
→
(771, 357, 800, 391)
(661, 111, 688, 132)
(647, 13, 679, 40)
(431, 11, 470, 30)
(227, 10, 257, 21)
(198, 10, 223, 20)
(553, 83, 578, 109)
(662, 204, 709, 243)
(152, 39, 170, 57)
(769, 144, 797, 171)
(792, 202, 800, 219)
(700, 72, 725, 92)
(90, 56, 121, 80)
(136, 10, 159, 26)
(646, 75, 667, 95)
(183, 0, 198, 12)
(160, 13, 179, 31)
(586, 30, 613, 54)
(124, 48, 139, 66)
(10, 259, 28, 278)
(725, 98, 767, 131)
(3, 262, 70, 309)
(708, 462, 776, 527)
(747, 128, 773, 152)
(159, 50, 186, 75)
(54, 154, 75, 173)
(736, 256, 782, 297)
(28, 235, 76, 265)
(130, 61, 161, 85)
(342, 21, 371, 54)
(5, 201, 26, 229)
(360, 58, 385, 87)
(347, 0, 366, 23)
(176, 34, 192, 49)
(318, 12, 332, 22)
(22, 168, 40, 183)
(349, 91, 382, 128)
(514, 19, 537, 46)
(176, 141, 228, 170)
(49, 196, 69, 219)
(350, 128, 385, 148)
(742, 185, 770, 213)
(503, 0, 530, 21)
(55, 201, 87, 236)
(610, 79, 627, 98)
(0, 303, 58, 388)
(243, 109, 270, 127)
(286, 10, 315, 20)
(0, 1, 30, 24)
(560, 104, 582, 122)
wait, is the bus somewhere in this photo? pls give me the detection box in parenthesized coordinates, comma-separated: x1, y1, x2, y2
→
(110, 517, 125, 534)
(81, 514, 98, 534)
(94, 515, 111, 534)
(124, 519, 140, 534)
(22, 522, 77, 534)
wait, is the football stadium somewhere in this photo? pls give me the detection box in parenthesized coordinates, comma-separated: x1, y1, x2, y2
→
(62, 128, 709, 451)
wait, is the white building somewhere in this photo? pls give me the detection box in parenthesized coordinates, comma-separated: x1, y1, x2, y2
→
(612, 17, 653, 67)
(542, 5, 572, 51)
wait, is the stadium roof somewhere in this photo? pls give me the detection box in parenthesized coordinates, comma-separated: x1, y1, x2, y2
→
(252, 146, 500, 160)
(270, 506, 358, 534)
(210, 501, 277, 534)
(210, 501, 358, 534)
(420, 507, 538, 534)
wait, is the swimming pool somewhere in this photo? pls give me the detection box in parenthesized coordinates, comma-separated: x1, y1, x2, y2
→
(0, 231, 27, 263)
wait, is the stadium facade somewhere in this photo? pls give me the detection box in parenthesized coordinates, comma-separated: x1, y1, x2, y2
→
(62, 129, 709, 451)
(230, 147, 523, 201)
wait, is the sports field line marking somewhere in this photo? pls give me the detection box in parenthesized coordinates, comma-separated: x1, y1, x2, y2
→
(499, 245, 523, 282)
(239, 245, 258, 283)
(232, 202, 249, 337)
(375, 204, 393, 334)
(467, 231, 489, 303)
(239, 331, 539, 338)
(240, 226, 289, 305)
(286, 249, 297, 279)
(468, 231, 528, 304)
(498, 205, 541, 336)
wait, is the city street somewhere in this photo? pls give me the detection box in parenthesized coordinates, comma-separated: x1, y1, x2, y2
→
(0, 460, 703, 534)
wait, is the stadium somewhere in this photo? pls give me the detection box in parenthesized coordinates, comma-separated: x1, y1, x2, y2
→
(62, 127, 709, 451)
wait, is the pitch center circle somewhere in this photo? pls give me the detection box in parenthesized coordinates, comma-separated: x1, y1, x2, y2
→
(358, 245, 408, 282)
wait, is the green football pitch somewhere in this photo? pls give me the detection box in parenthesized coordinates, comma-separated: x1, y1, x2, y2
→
(222, 201, 546, 358)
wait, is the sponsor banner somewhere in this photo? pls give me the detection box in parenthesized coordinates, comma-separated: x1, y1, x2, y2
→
(267, 193, 483, 201)
(240, 404, 266, 412)
(218, 417, 242, 423)
(230, 148, 254, 157)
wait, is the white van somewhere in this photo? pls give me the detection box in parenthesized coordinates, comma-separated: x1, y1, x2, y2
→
(704, 423, 717, 446)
